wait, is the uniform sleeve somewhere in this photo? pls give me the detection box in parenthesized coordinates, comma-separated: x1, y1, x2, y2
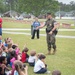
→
(53, 20, 57, 26)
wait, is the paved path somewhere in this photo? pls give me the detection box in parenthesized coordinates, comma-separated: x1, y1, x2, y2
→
(3, 31, 75, 39)
(3, 28, 75, 31)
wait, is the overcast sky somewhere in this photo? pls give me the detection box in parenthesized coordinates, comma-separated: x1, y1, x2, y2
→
(58, 0, 75, 4)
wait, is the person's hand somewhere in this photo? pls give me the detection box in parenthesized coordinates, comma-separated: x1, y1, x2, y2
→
(24, 66, 28, 71)
(36, 27, 39, 30)
(24, 66, 28, 75)
(49, 31, 53, 35)
(1, 64, 6, 69)
(15, 65, 21, 72)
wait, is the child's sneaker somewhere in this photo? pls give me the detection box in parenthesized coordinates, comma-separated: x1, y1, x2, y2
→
(46, 70, 51, 74)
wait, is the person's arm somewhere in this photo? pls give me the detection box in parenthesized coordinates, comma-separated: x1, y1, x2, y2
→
(5, 66, 10, 71)
(49, 22, 59, 34)
(24, 66, 28, 75)
(17, 67, 22, 75)
(36, 22, 45, 29)
(17, 66, 28, 75)
(0, 64, 6, 74)
(21, 66, 28, 75)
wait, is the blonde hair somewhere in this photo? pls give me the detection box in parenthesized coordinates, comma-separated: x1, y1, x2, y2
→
(14, 60, 24, 70)
(30, 50, 36, 56)
(8, 42, 12, 49)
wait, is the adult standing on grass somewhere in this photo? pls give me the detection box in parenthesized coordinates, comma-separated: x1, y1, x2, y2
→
(31, 17, 40, 39)
(36, 13, 59, 55)
(0, 18, 2, 36)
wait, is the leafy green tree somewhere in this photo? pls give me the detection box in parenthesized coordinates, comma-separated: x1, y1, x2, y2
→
(59, 1, 75, 12)
(0, 0, 5, 13)
(0, 0, 59, 16)
(24, 0, 59, 16)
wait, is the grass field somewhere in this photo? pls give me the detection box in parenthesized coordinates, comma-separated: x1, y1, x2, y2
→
(2, 18, 75, 75)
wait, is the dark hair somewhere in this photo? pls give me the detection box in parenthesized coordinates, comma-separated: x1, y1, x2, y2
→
(0, 56, 6, 64)
(14, 60, 26, 71)
(2, 46, 6, 51)
(12, 45, 17, 49)
(22, 47, 29, 53)
(52, 70, 61, 75)
(47, 13, 51, 15)
(10, 50, 17, 59)
(39, 54, 46, 60)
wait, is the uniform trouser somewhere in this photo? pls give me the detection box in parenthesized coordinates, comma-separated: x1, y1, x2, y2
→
(46, 33, 56, 51)
(31, 30, 39, 39)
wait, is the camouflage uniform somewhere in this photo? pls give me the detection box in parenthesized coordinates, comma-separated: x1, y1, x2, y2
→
(45, 19, 57, 53)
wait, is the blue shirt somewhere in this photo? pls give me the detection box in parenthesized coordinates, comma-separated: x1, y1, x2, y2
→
(32, 21, 40, 30)
(14, 70, 19, 75)
(4, 43, 8, 47)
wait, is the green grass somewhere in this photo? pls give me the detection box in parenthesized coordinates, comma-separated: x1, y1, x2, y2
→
(56, 19, 75, 24)
(2, 33, 75, 75)
(58, 31, 75, 36)
(2, 18, 75, 75)
(3, 18, 75, 29)
(3, 21, 30, 28)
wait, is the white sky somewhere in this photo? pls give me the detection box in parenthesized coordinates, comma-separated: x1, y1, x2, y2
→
(58, 0, 75, 4)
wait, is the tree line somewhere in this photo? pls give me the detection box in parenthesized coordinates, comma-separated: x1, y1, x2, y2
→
(0, 0, 75, 16)
(59, 1, 75, 12)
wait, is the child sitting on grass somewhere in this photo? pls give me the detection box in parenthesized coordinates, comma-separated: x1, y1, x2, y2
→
(3, 38, 8, 47)
(34, 54, 48, 74)
(1, 46, 8, 57)
(28, 50, 36, 67)
(52, 70, 61, 75)
(10, 50, 17, 69)
(0, 56, 10, 75)
(14, 60, 28, 75)
(21, 47, 29, 63)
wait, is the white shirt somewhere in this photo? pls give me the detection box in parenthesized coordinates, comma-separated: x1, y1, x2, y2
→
(2, 52, 7, 57)
(34, 59, 45, 72)
(28, 56, 36, 63)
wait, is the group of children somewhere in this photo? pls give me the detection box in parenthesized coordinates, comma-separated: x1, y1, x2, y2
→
(0, 35, 61, 75)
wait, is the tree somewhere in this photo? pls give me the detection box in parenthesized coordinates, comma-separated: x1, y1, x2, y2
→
(59, 1, 75, 12)
(16, 0, 59, 16)
(70, 1, 75, 10)
(0, 0, 59, 16)
(0, 0, 5, 13)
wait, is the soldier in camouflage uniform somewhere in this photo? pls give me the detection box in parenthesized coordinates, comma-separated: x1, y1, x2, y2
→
(37, 13, 58, 55)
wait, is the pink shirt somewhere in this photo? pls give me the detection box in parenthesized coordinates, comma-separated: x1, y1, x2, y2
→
(15, 48, 20, 55)
(10, 57, 16, 69)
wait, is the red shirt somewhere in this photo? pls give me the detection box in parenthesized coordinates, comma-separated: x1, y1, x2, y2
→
(21, 52, 26, 63)
(0, 18, 2, 28)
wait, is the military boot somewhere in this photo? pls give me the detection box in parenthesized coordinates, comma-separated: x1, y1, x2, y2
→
(52, 49, 56, 55)
(46, 50, 51, 55)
